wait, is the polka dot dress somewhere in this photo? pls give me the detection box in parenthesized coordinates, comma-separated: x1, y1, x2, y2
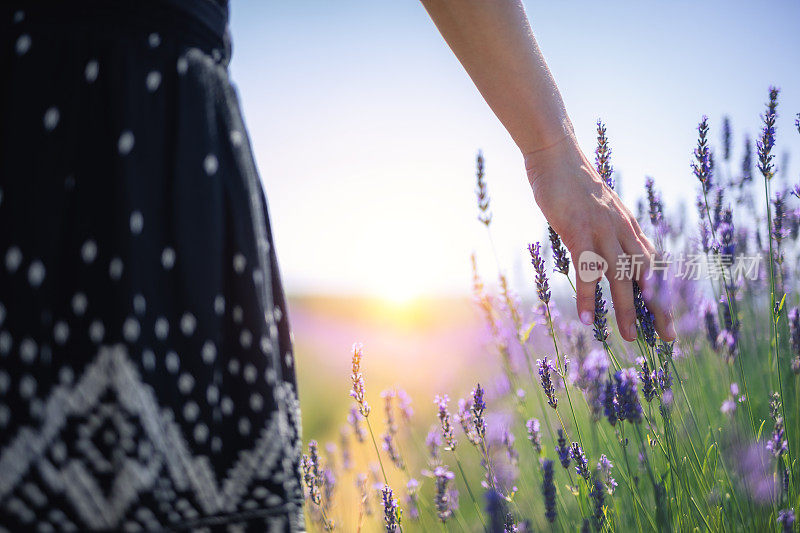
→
(0, 2, 303, 532)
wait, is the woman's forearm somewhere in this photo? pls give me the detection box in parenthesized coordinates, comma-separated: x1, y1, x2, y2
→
(420, 0, 574, 155)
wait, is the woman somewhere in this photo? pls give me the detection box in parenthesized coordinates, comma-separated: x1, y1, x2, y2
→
(0, 0, 674, 531)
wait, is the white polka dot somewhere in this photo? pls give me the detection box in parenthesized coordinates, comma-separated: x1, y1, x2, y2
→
(13, 10, 24, 23)
(19, 375, 36, 398)
(28, 261, 45, 287)
(233, 254, 246, 274)
(89, 320, 104, 343)
(155, 317, 169, 340)
(81, 240, 97, 264)
(206, 385, 219, 405)
(253, 269, 263, 285)
(285, 352, 293, 367)
(221, 397, 234, 416)
(146, 71, 161, 92)
(194, 423, 208, 443)
(19, 338, 36, 364)
(5, 247, 22, 273)
(211, 437, 222, 453)
(273, 306, 283, 322)
(43, 107, 60, 132)
(118, 130, 135, 155)
(130, 211, 144, 234)
(260, 336, 272, 355)
(227, 359, 240, 375)
(212, 49, 222, 62)
(53, 321, 69, 345)
(230, 130, 243, 146)
(201, 341, 216, 364)
(15, 34, 31, 56)
(0, 331, 11, 355)
(180, 312, 196, 336)
(142, 349, 155, 371)
(243, 364, 257, 383)
(161, 247, 175, 270)
(178, 373, 194, 394)
(232, 306, 243, 324)
(239, 329, 252, 349)
(109, 257, 123, 280)
(177, 56, 188, 75)
(133, 294, 146, 315)
(58, 367, 74, 385)
(203, 154, 218, 176)
(213, 295, 225, 316)
(148, 33, 161, 48)
(250, 393, 263, 412)
(264, 368, 277, 385)
(123, 317, 140, 342)
(72, 293, 88, 316)
(238, 418, 251, 436)
(183, 402, 199, 422)
(166, 351, 179, 373)
(85, 60, 99, 83)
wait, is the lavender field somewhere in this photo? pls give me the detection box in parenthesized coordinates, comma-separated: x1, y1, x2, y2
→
(296, 89, 800, 532)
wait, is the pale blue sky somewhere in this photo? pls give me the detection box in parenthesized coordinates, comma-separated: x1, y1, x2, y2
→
(228, 0, 800, 300)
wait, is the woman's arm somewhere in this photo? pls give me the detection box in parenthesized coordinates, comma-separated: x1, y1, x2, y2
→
(421, 0, 676, 342)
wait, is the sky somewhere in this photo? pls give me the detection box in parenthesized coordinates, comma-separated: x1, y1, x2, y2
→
(228, 0, 800, 301)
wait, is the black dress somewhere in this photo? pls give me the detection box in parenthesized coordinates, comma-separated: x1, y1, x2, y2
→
(0, 1, 304, 531)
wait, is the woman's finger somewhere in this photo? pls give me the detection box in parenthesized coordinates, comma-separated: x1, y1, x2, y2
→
(602, 240, 638, 342)
(568, 238, 602, 327)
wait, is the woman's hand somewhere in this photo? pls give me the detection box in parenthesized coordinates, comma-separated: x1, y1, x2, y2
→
(526, 135, 676, 343)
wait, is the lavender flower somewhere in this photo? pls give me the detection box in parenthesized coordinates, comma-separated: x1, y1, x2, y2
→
(340, 426, 353, 470)
(637, 357, 656, 402)
(773, 191, 787, 261)
(381, 485, 400, 532)
(471, 383, 487, 442)
(778, 508, 795, 533)
(571, 442, 590, 480)
(692, 116, 713, 192)
(634, 282, 656, 347)
(645, 176, 664, 227)
(348, 405, 366, 443)
(590, 474, 606, 531)
(382, 432, 404, 469)
(595, 119, 614, 189)
(549, 225, 570, 275)
(485, 489, 508, 532)
(302, 441, 322, 505)
(538, 357, 558, 409)
(703, 302, 720, 352)
(434, 466, 456, 523)
(767, 393, 788, 458)
(382, 389, 397, 435)
(405, 479, 420, 521)
(593, 284, 609, 343)
(757, 87, 779, 181)
(602, 379, 618, 426)
(718, 208, 736, 257)
(541, 458, 557, 523)
(526, 418, 542, 456)
(350, 343, 370, 417)
(528, 242, 551, 305)
(596, 454, 617, 494)
(722, 116, 732, 161)
(741, 136, 753, 185)
(435, 394, 457, 449)
(615, 368, 642, 423)
(503, 430, 519, 468)
(457, 397, 479, 446)
(396, 389, 413, 422)
(556, 429, 571, 469)
(426, 427, 442, 463)
(580, 349, 609, 420)
(476, 151, 492, 226)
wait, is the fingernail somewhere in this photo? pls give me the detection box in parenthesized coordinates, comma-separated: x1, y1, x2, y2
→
(627, 323, 638, 340)
(666, 321, 677, 340)
(580, 311, 593, 325)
